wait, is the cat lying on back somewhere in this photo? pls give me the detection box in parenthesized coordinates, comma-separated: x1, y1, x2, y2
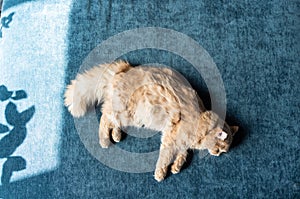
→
(64, 60, 238, 182)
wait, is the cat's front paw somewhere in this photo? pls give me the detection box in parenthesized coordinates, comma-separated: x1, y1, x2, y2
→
(154, 167, 167, 182)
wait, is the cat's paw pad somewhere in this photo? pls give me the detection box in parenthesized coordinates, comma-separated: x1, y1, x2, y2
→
(154, 168, 166, 182)
(170, 165, 180, 174)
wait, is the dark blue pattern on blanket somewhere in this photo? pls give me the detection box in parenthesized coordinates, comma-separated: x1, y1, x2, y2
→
(0, 12, 14, 38)
(0, 85, 35, 185)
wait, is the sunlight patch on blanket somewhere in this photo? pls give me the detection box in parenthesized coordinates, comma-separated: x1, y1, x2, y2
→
(0, 0, 71, 185)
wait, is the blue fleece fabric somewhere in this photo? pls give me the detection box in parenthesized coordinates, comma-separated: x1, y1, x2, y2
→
(0, 0, 299, 198)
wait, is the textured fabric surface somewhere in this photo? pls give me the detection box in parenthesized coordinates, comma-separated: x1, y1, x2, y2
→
(0, 0, 299, 198)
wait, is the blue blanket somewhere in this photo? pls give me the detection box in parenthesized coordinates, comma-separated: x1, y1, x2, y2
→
(0, 0, 299, 198)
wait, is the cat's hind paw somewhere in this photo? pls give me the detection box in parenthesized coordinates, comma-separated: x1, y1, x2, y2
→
(112, 128, 122, 142)
(170, 165, 180, 174)
(154, 167, 167, 182)
(99, 138, 110, 148)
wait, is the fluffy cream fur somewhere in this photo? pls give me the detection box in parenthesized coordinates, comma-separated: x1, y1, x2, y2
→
(64, 60, 238, 182)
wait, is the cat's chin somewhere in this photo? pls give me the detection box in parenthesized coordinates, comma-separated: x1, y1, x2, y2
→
(208, 149, 227, 156)
(210, 152, 221, 156)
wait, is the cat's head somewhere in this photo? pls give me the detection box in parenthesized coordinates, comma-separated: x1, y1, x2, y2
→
(196, 111, 239, 156)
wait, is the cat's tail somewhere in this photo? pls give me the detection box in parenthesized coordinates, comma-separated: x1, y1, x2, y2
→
(64, 60, 131, 117)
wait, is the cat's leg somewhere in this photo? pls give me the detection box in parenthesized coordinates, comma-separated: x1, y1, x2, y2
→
(154, 144, 176, 182)
(171, 151, 188, 174)
(99, 114, 113, 148)
(109, 111, 123, 143)
(99, 113, 122, 147)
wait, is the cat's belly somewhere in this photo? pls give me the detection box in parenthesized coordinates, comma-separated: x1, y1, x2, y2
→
(112, 97, 172, 132)
(111, 66, 202, 132)
(132, 101, 171, 131)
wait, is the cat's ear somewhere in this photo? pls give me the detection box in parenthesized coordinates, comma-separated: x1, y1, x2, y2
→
(230, 126, 239, 136)
(217, 131, 228, 140)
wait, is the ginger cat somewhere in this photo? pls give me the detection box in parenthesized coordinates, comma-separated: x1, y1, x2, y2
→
(64, 60, 238, 182)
